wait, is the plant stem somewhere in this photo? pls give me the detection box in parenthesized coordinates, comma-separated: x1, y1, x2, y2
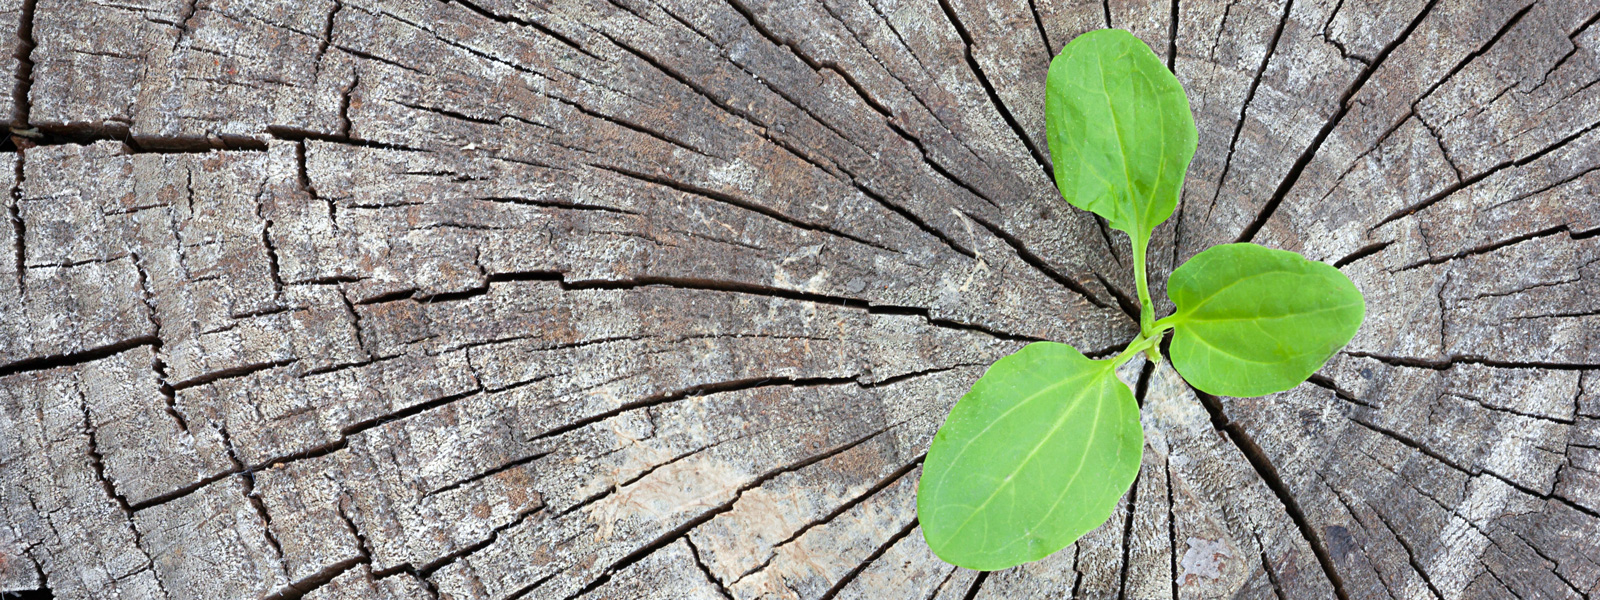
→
(1131, 232, 1155, 336)
(1131, 231, 1161, 361)
(1110, 324, 1172, 368)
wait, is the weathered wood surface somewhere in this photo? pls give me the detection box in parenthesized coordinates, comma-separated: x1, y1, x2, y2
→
(1, 0, 1597, 597)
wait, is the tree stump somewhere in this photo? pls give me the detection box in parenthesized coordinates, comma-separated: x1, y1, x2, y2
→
(2, 0, 1598, 597)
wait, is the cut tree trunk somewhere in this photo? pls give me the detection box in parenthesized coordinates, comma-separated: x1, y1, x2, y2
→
(2, 0, 1598, 598)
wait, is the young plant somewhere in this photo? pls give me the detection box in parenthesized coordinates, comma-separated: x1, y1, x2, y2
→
(915, 29, 1365, 571)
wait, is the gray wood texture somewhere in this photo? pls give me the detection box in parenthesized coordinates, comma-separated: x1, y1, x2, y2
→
(1, 0, 1598, 597)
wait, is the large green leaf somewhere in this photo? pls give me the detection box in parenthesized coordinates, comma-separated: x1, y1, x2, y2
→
(917, 342, 1142, 570)
(1163, 244, 1365, 397)
(1045, 29, 1196, 239)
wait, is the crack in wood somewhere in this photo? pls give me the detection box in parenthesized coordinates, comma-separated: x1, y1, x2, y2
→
(1238, 0, 1440, 243)
(423, 451, 554, 500)
(685, 536, 736, 600)
(1260, 553, 1290, 600)
(1166, 0, 1179, 72)
(1333, 241, 1391, 269)
(131, 385, 489, 512)
(925, 569, 959, 600)
(1026, 0, 1053, 52)
(7, 561, 51, 599)
(215, 424, 288, 564)
(78, 389, 162, 584)
(393, 100, 497, 127)
(1353, 436, 1590, 599)
(606, 2, 1004, 263)
(9, 148, 25, 293)
(1094, 271, 1143, 325)
(729, 1, 1011, 220)
(7, 0, 34, 127)
(267, 126, 430, 153)
(1415, 111, 1464, 181)
(1094, 215, 1125, 272)
(80, 396, 135, 517)
(315, 0, 341, 62)
(549, 94, 716, 161)
(1165, 457, 1180, 600)
(714, 0, 889, 125)
(1349, 416, 1600, 520)
(1503, 307, 1600, 321)
(331, 42, 428, 77)
(958, 209, 1113, 308)
(126, 469, 238, 513)
(0, 336, 159, 378)
(658, 6, 879, 166)
(1306, 373, 1377, 409)
(1, 122, 268, 152)
(1203, 0, 1293, 227)
(1318, 474, 1430, 600)
(448, 0, 600, 62)
(1375, 116, 1600, 229)
(1134, 360, 1155, 408)
(819, 0, 1007, 183)
(549, 371, 959, 598)
(1509, 529, 1591, 600)
(1446, 391, 1576, 424)
(1189, 385, 1353, 600)
(591, 27, 845, 175)
(936, 0, 1054, 183)
(259, 557, 365, 600)
(1068, 546, 1085, 598)
(1115, 471, 1139, 599)
(1481, 565, 1526, 600)
(129, 252, 189, 435)
(885, 118, 1003, 211)
(728, 456, 924, 586)
(1529, 7, 1600, 94)
(1364, 491, 1447, 600)
(1206, 0, 1243, 63)
(1486, 162, 1600, 213)
(1344, 350, 1600, 372)
(816, 518, 920, 600)
(962, 570, 990, 600)
(589, 162, 897, 252)
(347, 512, 442, 600)
(167, 357, 300, 392)
(414, 505, 547, 578)
(417, 270, 1050, 345)
(559, 435, 880, 598)
(1415, 1, 1538, 125)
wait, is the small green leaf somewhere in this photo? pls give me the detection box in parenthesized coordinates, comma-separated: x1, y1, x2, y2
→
(1045, 29, 1197, 239)
(917, 342, 1142, 571)
(1163, 243, 1365, 397)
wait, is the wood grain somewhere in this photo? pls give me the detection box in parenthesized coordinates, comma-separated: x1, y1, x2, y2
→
(2, 0, 1597, 598)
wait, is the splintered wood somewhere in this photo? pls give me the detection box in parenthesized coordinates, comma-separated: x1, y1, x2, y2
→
(2, 0, 1598, 598)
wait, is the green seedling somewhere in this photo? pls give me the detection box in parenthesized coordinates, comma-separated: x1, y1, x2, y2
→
(916, 29, 1365, 571)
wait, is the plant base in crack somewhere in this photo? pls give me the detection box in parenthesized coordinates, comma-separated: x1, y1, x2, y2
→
(915, 29, 1366, 571)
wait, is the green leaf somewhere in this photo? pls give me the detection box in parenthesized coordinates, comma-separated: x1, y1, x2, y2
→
(917, 342, 1142, 571)
(1163, 243, 1366, 397)
(1045, 29, 1196, 239)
